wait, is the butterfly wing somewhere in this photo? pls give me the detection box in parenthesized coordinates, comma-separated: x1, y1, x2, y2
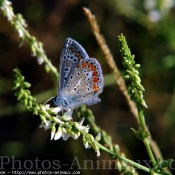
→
(61, 57, 104, 109)
(56, 38, 104, 110)
(59, 38, 89, 93)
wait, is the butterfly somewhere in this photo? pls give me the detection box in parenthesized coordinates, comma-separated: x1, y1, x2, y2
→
(53, 38, 104, 110)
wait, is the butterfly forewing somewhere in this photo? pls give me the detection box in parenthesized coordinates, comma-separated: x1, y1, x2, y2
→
(59, 38, 89, 92)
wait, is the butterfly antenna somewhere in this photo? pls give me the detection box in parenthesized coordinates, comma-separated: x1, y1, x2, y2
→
(43, 96, 55, 105)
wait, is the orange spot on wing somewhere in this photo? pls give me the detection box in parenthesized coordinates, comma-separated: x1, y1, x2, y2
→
(93, 84, 99, 91)
(91, 66, 96, 71)
(93, 77, 99, 83)
(88, 63, 96, 71)
(92, 71, 98, 76)
(82, 62, 87, 68)
(88, 63, 93, 68)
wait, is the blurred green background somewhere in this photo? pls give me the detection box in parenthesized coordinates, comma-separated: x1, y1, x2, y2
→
(0, 0, 175, 174)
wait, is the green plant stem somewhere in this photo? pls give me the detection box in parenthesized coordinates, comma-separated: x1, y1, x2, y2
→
(16, 21, 58, 79)
(143, 139, 156, 166)
(80, 130, 151, 173)
(136, 101, 156, 166)
(0, 0, 58, 79)
(137, 101, 146, 130)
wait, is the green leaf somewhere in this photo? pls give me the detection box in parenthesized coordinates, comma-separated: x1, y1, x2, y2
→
(159, 159, 174, 169)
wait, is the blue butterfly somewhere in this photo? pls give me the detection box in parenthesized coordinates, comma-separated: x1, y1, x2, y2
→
(53, 38, 104, 110)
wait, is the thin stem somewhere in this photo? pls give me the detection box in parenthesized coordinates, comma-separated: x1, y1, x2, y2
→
(136, 102, 145, 130)
(136, 101, 156, 166)
(0, 0, 58, 79)
(79, 130, 151, 173)
(80, 106, 138, 174)
(143, 139, 156, 166)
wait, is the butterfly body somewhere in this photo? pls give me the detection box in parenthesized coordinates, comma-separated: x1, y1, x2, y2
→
(53, 38, 104, 110)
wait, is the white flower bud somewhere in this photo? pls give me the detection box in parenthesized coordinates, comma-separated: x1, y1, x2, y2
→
(37, 57, 44, 65)
(54, 126, 62, 140)
(50, 124, 56, 140)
